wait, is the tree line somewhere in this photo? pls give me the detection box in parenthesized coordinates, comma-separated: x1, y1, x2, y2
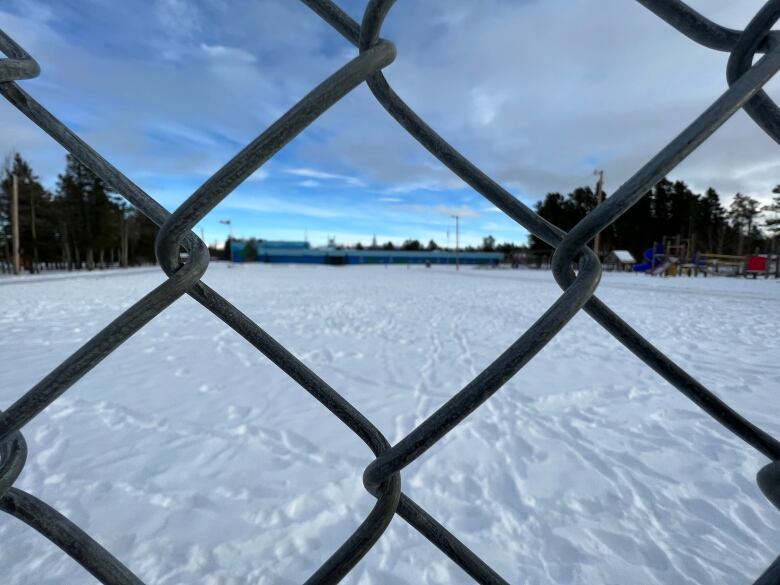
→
(6, 150, 779, 272)
(530, 179, 780, 261)
(1, 152, 157, 272)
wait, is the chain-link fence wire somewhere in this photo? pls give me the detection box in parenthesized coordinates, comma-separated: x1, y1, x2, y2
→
(0, 0, 778, 582)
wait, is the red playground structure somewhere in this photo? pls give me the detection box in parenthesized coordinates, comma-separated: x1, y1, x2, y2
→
(746, 255, 769, 278)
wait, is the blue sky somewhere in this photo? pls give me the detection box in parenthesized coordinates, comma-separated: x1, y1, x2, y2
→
(1, 0, 778, 248)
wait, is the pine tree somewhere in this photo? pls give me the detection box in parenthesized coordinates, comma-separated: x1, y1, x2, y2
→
(765, 186, 780, 236)
(765, 186, 780, 278)
(1, 153, 53, 271)
(729, 193, 761, 255)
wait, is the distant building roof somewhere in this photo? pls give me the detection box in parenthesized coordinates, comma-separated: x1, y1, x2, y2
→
(231, 240, 503, 260)
(258, 248, 503, 260)
(606, 250, 636, 263)
(259, 241, 310, 250)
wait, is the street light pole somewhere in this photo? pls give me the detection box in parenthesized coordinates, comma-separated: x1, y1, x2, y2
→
(220, 219, 233, 263)
(11, 173, 20, 274)
(451, 214, 460, 271)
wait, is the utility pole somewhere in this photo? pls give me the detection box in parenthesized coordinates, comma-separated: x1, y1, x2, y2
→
(11, 173, 20, 274)
(593, 170, 604, 258)
(451, 214, 460, 271)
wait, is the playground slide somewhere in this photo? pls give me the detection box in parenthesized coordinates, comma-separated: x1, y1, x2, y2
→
(650, 260, 671, 275)
(634, 244, 665, 273)
(634, 262, 652, 273)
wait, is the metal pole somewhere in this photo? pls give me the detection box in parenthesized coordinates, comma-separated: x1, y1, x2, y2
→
(220, 219, 233, 263)
(593, 170, 604, 258)
(11, 173, 20, 274)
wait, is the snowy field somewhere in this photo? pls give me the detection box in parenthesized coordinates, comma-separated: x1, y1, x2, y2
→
(1, 264, 778, 584)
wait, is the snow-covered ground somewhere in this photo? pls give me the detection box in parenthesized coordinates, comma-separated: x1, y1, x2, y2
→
(1, 264, 778, 584)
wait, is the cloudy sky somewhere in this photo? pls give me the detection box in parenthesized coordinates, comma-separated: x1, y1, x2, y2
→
(0, 0, 778, 247)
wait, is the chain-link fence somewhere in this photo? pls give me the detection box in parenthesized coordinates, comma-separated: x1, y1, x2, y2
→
(1, 0, 779, 583)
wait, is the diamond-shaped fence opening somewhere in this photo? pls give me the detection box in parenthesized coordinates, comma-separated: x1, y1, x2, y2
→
(1, 0, 779, 583)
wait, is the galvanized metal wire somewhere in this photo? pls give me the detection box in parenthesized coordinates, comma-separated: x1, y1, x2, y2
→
(0, 1, 779, 583)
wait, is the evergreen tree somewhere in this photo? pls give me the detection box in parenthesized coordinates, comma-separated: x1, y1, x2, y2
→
(530, 177, 765, 262)
(729, 193, 761, 255)
(765, 186, 780, 278)
(764, 186, 780, 236)
(1, 153, 54, 270)
(55, 154, 156, 268)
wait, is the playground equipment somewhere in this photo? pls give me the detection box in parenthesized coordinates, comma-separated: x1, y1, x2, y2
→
(745, 255, 780, 278)
(634, 238, 778, 278)
(634, 236, 711, 276)
(633, 242, 668, 274)
(633, 236, 700, 275)
(697, 253, 745, 276)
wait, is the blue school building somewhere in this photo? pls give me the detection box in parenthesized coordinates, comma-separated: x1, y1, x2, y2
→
(230, 240, 503, 266)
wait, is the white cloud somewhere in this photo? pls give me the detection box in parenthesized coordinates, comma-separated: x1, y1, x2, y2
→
(471, 87, 504, 127)
(155, 0, 202, 40)
(200, 43, 257, 64)
(436, 205, 479, 218)
(284, 167, 364, 186)
(1, 0, 778, 225)
(220, 195, 350, 220)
